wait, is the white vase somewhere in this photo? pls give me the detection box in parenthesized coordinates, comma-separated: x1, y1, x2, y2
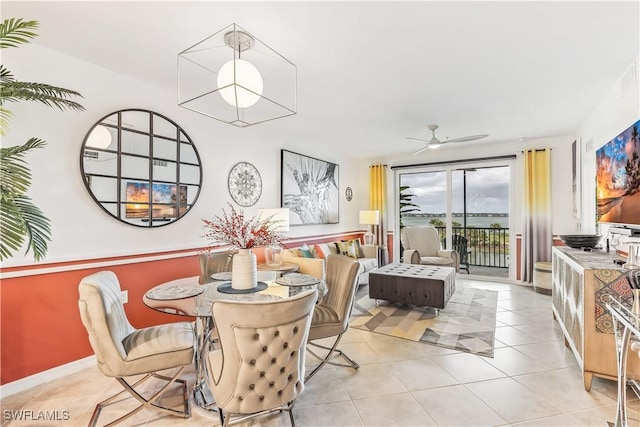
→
(231, 249, 257, 290)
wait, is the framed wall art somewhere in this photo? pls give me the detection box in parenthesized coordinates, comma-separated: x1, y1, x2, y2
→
(571, 139, 581, 219)
(281, 150, 339, 225)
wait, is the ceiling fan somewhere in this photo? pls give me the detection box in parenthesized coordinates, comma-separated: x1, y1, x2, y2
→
(407, 124, 488, 155)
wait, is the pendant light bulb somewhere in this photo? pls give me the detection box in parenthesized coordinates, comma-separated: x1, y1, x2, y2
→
(217, 59, 263, 108)
(86, 125, 112, 149)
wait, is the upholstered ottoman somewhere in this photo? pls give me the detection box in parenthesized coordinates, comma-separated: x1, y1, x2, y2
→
(368, 263, 456, 314)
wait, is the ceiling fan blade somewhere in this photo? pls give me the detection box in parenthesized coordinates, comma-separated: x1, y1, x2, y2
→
(406, 137, 428, 143)
(411, 145, 430, 156)
(444, 134, 489, 144)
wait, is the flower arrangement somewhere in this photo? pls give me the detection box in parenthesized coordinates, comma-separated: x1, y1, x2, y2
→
(202, 204, 284, 250)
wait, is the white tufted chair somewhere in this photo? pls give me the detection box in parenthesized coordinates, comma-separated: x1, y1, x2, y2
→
(205, 289, 318, 427)
(78, 271, 195, 427)
(199, 251, 234, 284)
(305, 254, 360, 380)
(401, 226, 459, 271)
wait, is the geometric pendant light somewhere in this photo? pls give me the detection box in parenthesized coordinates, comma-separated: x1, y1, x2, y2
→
(178, 23, 297, 127)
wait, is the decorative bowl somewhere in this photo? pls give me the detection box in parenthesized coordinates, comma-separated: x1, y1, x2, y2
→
(558, 234, 601, 249)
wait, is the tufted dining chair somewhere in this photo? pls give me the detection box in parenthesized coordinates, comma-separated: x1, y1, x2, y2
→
(305, 254, 360, 381)
(401, 226, 459, 271)
(78, 271, 195, 427)
(204, 289, 318, 427)
(199, 251, 234, 284)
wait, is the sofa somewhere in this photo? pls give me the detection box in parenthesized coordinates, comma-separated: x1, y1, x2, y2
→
(283, 241, 379, 286)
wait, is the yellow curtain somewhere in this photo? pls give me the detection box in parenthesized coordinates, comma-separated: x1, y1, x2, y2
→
(369, 164, 387, 248)
(522, 149, 552, 282)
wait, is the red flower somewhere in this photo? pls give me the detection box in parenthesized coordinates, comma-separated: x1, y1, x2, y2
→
(202, 204, 284, 250)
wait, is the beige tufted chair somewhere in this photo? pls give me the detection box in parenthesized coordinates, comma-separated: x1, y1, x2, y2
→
(205, 289, 318, 427)
(78, 271, 195, 427)
(199, 251, 234, 284)
(305, 254, 360, 380)
(401, 226, 459, 271)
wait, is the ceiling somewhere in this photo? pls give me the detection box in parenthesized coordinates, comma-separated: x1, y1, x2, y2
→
(4, 1, 639, 163)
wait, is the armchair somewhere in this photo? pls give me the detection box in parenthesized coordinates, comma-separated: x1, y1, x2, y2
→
(77, 271, 195, 426)
(400, 226, 459, 271)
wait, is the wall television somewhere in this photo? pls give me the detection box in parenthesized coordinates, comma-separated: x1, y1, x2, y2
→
(596, 119, 640, 226)
(125, 181, 187, 220)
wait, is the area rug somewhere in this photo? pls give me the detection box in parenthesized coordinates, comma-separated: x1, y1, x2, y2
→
(350, 285, 498, 357)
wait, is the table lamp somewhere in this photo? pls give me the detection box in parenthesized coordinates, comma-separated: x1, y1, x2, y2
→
(258, 208, 290, 266)
(359, 210, 380, 246)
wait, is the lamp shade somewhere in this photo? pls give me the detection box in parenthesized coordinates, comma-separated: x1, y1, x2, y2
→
(258, 208, 290, 232)
(359, 210, 380, 225)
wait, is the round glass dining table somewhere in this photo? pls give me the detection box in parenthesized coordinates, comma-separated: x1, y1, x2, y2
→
(142, 273, 326, 411)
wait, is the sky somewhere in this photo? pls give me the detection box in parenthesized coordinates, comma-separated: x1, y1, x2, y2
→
(400, 166, 510, 214)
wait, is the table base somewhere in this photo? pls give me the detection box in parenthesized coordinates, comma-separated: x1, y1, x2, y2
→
(193, 382, 217, 412)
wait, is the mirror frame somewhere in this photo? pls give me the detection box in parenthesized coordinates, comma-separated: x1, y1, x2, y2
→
(80, 109, 203, 227)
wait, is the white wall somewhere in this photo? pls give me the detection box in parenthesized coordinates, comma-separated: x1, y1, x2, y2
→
(381, 56, 639, 262)
(578, 58, 640, 236)
(2, 43, 368, 267)
(385, 134, 578, 237)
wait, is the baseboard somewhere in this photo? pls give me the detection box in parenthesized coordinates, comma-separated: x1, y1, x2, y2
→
(0, 355, 96, 398)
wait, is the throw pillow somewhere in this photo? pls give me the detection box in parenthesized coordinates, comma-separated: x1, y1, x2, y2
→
(299, 244, 314, 258)
(342, 239, 365, 258)
(334, 240, 364, 259)
(315, 243, 335, 259)
(313, 244, 327, 259)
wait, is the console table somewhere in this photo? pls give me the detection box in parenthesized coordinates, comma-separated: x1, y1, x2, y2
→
(551, 247, 640, 391)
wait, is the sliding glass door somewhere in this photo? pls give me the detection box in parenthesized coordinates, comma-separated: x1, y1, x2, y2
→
(396, 159, 514, 280)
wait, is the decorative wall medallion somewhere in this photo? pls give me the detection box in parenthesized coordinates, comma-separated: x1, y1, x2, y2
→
(228, 162, 262, 207)
(345, 187, 353, 201)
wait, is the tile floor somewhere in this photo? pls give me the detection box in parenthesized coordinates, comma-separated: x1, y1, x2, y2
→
(2, 278, 639, 426)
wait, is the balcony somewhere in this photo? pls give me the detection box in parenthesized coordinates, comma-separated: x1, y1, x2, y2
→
(436, 226, 509, 279)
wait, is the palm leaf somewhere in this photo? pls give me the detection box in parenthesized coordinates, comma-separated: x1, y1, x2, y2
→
(1, 138, 44, 209)
(0, 81, 84, 111)
(0, 106, 12, 135)
(0, 158, 31, 196)
(0, 198, 25, 259)
(1, 137, 46, 157)
(0, 138, 50, 261)
(15, 195, 51, 261)
(0, 18, 39, 49)
(0, 195, 51, 262)
(0, 65, 14, 82)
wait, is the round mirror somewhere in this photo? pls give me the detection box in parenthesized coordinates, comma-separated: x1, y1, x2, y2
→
(80, 109, 202, 227)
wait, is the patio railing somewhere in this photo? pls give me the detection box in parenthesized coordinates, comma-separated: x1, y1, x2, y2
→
(436, 226, 509, 269)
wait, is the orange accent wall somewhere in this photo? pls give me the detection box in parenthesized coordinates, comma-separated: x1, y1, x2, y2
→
(0, 231, 365, 385)
(0, 255, 199, 384)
